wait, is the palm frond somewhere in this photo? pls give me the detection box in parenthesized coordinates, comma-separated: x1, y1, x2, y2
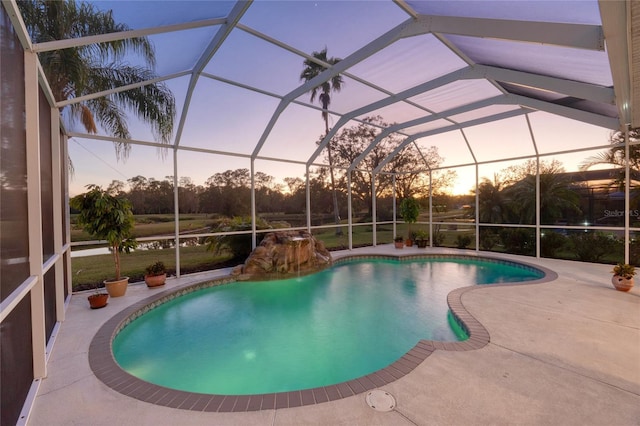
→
(579, 150, 621, 171)
(86, 64, 175, 144)
(18, 0, 172, 159)
(80, 104, 98, 134)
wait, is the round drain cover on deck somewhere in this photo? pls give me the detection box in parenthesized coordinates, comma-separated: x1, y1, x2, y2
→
(365, 389, 396, 412)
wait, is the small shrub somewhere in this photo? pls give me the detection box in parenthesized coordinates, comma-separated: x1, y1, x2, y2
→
(479, 230, 498, 250)
(569, 232, 619, 262)
(399, 197, 421, 239)
(414, 230, 428, 241)
(456, 235, 472, 249)
(499, 228, 535, 255)
(612, 262, 635, 279)
(433, 229, 445, 247)
(540, 231, 567, 257)
(205, 216, 274, 260)
(145, 261, 166, 276)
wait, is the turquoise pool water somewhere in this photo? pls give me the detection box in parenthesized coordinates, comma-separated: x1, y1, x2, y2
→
(113, 257, 543, 395)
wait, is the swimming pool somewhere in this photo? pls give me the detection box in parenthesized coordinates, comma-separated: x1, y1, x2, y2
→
(112, 255, 545, 396)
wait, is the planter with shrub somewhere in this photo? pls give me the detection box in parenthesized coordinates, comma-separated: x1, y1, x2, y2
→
(144, 261, 167, 288)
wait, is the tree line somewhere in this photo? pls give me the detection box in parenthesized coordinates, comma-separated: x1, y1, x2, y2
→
(91, 116, 456, 218)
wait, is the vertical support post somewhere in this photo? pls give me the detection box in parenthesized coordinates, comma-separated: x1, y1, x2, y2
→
(63, 133, 73, 296)
(306, 165, 312, 232)
(25, 51, 46, 379)
(173, 148, 181, 277)
(475, 164, 480, 252)
(65, 247, 73, 298)
(392, 174, 397, 239)
(347, 171, 353, 250)
(535, 158, 541, 258)
(429, 171, 433, 247)
(460, 129, 478, 251)
(526, 115, 541, 259)
(50, 107, 65, 321)
(625, 125, 630, 263)
(250, 159, 256, 249)
(371, 172, 377, 246)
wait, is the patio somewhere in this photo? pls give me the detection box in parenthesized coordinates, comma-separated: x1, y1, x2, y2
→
(3, 1, 640, 424)
(26, 247, 640, 425)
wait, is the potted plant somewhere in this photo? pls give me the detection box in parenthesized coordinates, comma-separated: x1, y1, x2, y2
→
(70, 185, 137, 298)
(145, 261, 167, 288)
(394, 236, 404, 249)
(611, 263, 635, 292)
(87, 285, 109, 309)
(415, 230, 429, 248)
(399, 197, 420, 246)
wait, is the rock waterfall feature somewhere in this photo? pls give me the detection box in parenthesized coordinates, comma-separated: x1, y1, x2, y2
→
(232, 231, 332, 280)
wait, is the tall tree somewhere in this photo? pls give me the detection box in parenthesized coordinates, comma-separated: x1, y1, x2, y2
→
(580, 128, 640, 190)
(475, 174, 511, 223)
(301, 47, 344, 234)
(321, 116, 455, 218)
(327, 116, 452, 215)
(506, 161, 581, 225)
(18, 0, 175, 159)
(177, 177, 199, 214)
(203, 169, 251, 216)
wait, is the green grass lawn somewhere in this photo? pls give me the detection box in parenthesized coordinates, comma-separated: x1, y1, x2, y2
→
(72, 245, 233, 290)
(71, 214, 214, 242)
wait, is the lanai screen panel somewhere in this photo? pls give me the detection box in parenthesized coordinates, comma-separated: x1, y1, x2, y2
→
(403, 118, 455, 136)
(177, 150, 251, 198)
(408, 79, 504, 113)
(359, 102, 432, 126)
(448, 35, 613, 87)
(414, 131, 475, 170)
(24, 0, 625, 210)
(143, 27, 220, 76)
(238, 1, 407, 58)
(347, 34, 468, 94)
(86, 26, 219, 76)
(180, 77, 279, 154)
(91, 75, 191, 144)
(202, 28, 304, 96)
(464, 115, 536, 163)
(67, 139, 175, 197)
(294, 76, 390, 117)
(448, 104, 523, 125)
(260, 103, 336, 162)
(529, 112, 612, 154)
(94, 1, 234, 28)
(405, 0, 601, 23)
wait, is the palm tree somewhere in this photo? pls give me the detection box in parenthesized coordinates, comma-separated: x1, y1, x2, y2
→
(18, 0, 175, 159)
(507, 171, 581, 225)
(300, 47, 344, 235)
(580, 128, 640, 190)
(475, 175, 510, 223)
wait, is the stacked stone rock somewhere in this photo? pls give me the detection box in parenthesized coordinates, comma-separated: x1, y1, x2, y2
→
(232, 230, 332, 280)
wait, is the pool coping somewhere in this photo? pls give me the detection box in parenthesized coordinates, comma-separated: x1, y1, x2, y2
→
(88, 253, 558, 412)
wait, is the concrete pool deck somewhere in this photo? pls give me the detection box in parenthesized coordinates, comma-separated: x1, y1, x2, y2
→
(26, 247, 640, 425)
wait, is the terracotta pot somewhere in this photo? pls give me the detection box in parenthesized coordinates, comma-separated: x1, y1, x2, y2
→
(394, 241, 404, 249)
(104, 277, 129, 297)
(88, 293, 108, 309)
(145, 273, 166, 288)
(611, 275, 634, 292)
(405, 239, 413, 247)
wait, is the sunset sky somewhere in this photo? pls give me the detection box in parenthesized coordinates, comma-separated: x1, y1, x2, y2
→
(67, 0, 614, 197)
